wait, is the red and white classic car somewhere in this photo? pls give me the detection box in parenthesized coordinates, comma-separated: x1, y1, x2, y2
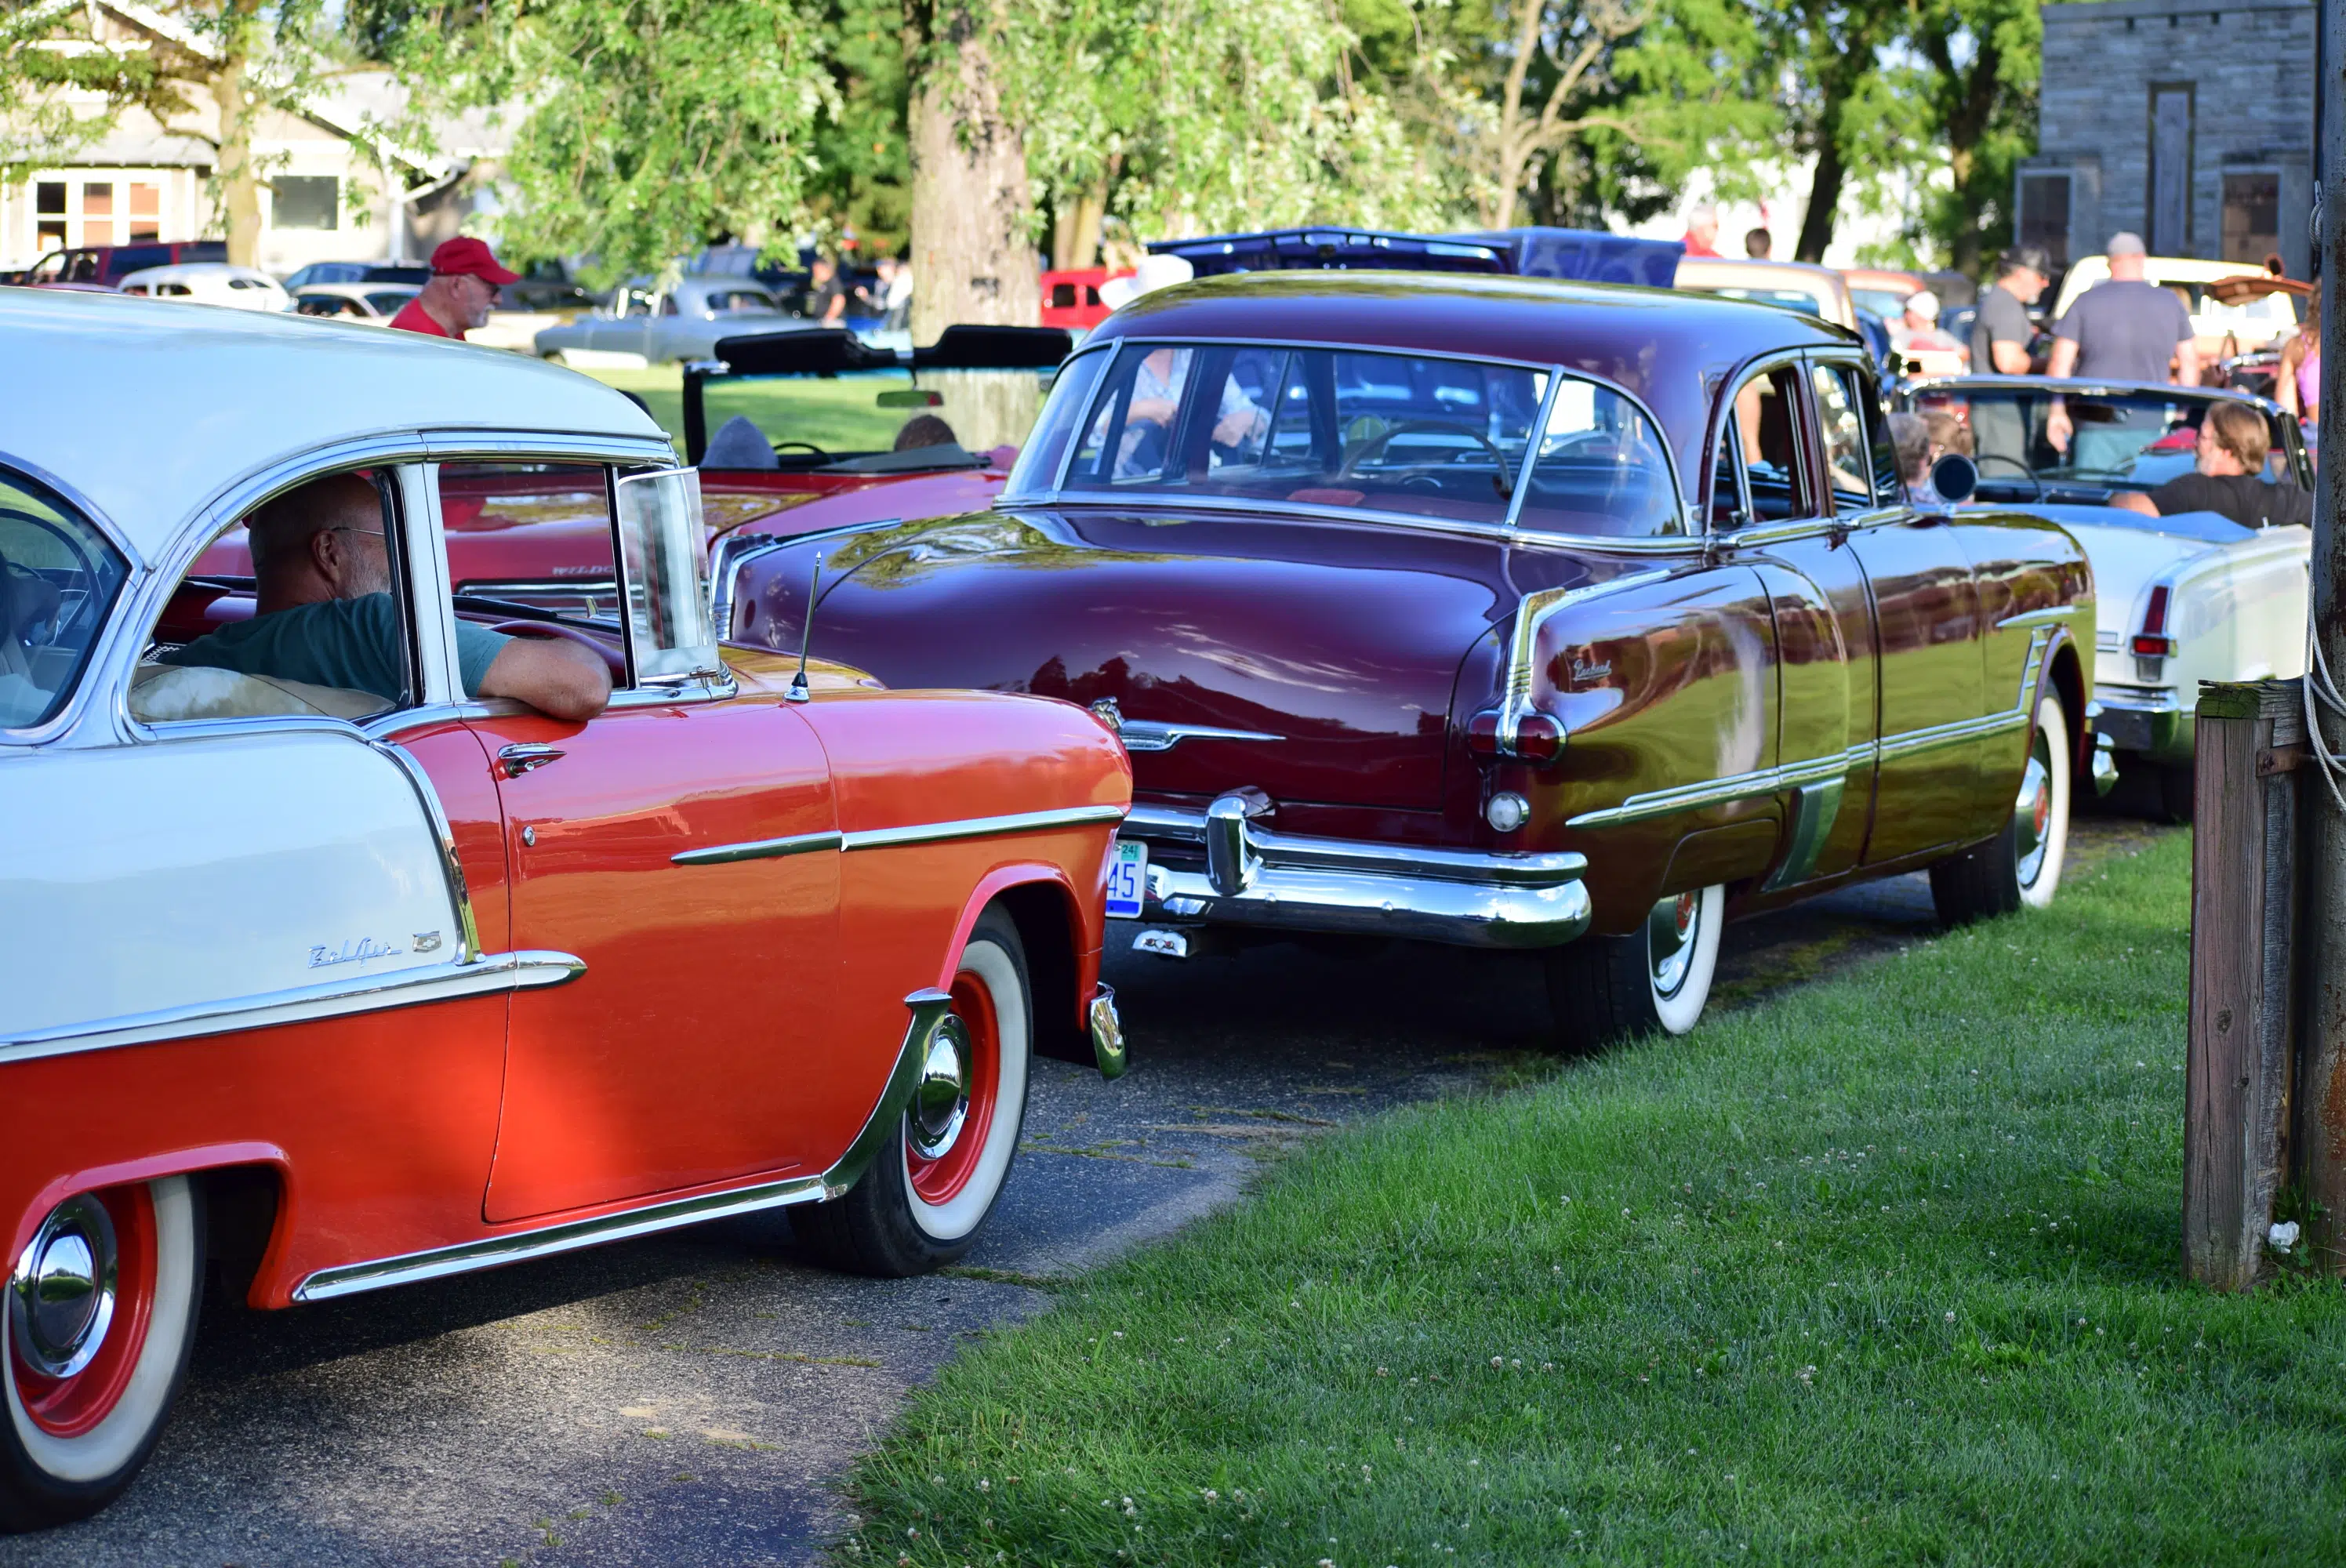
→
(0, 292, 1130, 1530)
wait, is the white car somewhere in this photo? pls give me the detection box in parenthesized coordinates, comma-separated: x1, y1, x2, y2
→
(116, 263, 290, 313)
(289, 281, 420, 324)
(2052, 254, 2302, 356)
(1908, 376, 2312, 818)
(531, 274, 815, 366)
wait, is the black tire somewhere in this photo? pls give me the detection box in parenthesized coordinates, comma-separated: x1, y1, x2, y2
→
(1930, 692, 2071, 926)
(792, 909, 1034, 1276)
(2, 1177, 205, 1534)
(1544, 884, 1724, 1051)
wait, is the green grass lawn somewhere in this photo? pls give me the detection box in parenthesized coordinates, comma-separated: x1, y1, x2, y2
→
(845, 833, 2346, 1565)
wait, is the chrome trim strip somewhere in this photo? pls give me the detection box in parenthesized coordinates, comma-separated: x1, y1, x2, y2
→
(2095, 686, 2185, 713)
(1995, 603, 2080, 632)
(291, 988, 954, 1302)
(841, 804, 1126, 851)
(1500, 368, 1568, 530)
(1004, 489, 1708, 553)
(710, 532, 788, 641)
(418, 430, 677, 467)
(1123, 802, 1587, 886)
(372, 739, 484, 961)
(1761, 778, 1846, 892)
(605, 673, 739, 710)
(1875, 708, 2031, 760)
(1115, 720, 1284, 753)
(2, 950, 584, 1068)
(671, 829, 844, 866)
(1503, 569, 1676, 713)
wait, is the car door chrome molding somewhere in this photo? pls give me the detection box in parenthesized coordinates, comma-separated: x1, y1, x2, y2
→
(1993, 603, 2079, 632)
(290, 988, 957, 1303)
(1, 950, 586, 1069)
(670, 829, 845, 866)
(840, 803, 1126, 851)
(1569, 630, 2053, 829)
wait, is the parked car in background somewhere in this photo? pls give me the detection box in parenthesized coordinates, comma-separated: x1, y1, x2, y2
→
(1905, 375, 2312, 819)
(1673, 256, 1861, 330)
(4, 240, 224, 289)
(1042, 267, 1129, 330)
(281, 261, 430, 292)
(289, 282, 421, 323)
(1842, 266, 1927, 322)
(530, 275, 815, 365)
(719, 273, 2095, 1051)
(2053, 254, 2301, 358)
(117, 263, 289, 312)
(1149, 225, 1683, 289)
(0, 286, 1131, 1530)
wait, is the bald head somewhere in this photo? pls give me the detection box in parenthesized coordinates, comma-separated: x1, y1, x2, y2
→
(248, 472, 391, 613)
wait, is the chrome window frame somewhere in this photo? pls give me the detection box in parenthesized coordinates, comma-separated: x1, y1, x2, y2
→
(1015, 334, 1690, 549)
(1702, 348, 1833, 546)
(1807, 348, 1919, 532)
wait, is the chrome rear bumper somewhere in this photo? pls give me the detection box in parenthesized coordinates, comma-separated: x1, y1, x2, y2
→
(1117, 797, 1592, 950)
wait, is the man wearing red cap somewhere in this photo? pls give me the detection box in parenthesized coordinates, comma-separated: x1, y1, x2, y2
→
(388, 237, 520, 339)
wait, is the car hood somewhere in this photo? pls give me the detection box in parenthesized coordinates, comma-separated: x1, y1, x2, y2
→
(729, 506, 1557, 811)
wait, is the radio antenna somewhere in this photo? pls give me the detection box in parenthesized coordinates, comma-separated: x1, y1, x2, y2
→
(786, 552, 822, 704)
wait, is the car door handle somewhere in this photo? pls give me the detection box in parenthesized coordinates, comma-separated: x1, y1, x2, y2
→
(498, 743, 566, 779)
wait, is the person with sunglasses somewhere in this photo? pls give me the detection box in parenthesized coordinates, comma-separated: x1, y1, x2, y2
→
(161, 472, 609, 718)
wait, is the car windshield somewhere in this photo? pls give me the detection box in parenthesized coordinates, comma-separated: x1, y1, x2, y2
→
(365, 291, 416, 316)
(702, 365, 1054, 468)
(1687, 285, 1829, 318)
(1909, 384, 2302, 493)
(1027, 341, 1680, 535)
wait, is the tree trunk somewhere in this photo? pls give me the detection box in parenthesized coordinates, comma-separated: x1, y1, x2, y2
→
(214, 37, 262, 267)
(1793, 123, 1844, 263)
(1049, 181, 1106, 271)
(906, 2, 1038, 339)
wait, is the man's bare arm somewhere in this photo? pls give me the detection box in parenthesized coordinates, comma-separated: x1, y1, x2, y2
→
(2174, 339, 2201, 387)
(2046, 338, 2079, 378)
(479, 636, 612, 721)
(1991, 339, 2032, 375)
(2112, 490, 2160, 517)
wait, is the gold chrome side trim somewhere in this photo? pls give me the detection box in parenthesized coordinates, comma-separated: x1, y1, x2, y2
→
(672, 829, 844, 866)
(841, 804, 1125, 852)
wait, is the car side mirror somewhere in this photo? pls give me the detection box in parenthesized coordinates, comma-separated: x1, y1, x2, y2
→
(1930, 452, 1978, 504)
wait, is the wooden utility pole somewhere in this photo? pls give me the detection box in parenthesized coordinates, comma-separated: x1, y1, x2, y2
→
(2299, 0, 2346, 1271)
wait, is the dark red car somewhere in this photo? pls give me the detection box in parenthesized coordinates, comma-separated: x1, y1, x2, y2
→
(716, 273, 2098, 1048)
(6, 241, 227, 288)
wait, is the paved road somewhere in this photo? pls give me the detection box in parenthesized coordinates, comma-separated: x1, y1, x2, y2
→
(5, 818, 2166, 1567)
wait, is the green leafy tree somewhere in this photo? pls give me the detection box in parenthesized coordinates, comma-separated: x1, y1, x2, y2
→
(1908, 0, 2039, 274)
(362, 0, 837, 284)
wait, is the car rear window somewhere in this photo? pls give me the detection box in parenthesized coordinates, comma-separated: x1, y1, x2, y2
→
(0, 465, 130, 730)
(1042, 341, 1678, 534)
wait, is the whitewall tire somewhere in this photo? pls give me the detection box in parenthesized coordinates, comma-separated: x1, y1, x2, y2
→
(1545, 884, 1725, 1050)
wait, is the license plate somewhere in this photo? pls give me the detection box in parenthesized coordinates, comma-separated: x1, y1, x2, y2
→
(1106, 840, 1148, 920)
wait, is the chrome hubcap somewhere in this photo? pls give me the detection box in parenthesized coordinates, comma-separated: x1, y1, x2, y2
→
(908, 1017, 972, 1160)
(2014, 733, 2054, 887)
(1647, 891, 1702, 1000)
(9, 1195, 118, 1380)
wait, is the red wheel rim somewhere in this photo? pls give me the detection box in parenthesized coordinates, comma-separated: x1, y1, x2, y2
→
(10, 1183, 156, 1439)
(908, 971, 1001, 1206)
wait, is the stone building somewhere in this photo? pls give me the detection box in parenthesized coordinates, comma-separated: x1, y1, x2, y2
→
(2022, 0, 2312, 275)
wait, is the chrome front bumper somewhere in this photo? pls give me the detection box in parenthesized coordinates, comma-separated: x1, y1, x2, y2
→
(1117, 798, 1592, 951)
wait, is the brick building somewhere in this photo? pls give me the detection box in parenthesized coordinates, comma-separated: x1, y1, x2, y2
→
(2022, 0, 2312, 275)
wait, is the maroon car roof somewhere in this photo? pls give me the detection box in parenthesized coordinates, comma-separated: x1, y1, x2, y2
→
(1088, 270, 1857, 466)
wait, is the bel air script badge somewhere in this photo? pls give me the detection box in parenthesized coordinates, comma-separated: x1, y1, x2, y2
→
(308, 935, 405, 969)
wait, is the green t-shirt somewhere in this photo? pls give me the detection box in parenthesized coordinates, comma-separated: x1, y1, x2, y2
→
(162, 593, 509, 702)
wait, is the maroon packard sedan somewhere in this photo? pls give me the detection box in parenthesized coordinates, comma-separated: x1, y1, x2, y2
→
(718, 273, 2097, 1047)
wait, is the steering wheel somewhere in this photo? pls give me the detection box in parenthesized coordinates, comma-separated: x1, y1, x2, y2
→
(0, 506, 104, 646)
(1338, 420, 1509, 492)
(1972, 452, 2045, 500)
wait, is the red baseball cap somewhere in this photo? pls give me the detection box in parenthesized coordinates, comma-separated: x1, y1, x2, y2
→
(429, 236, 519, 285)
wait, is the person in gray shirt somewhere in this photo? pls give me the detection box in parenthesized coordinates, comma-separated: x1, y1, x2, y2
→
(2047, 232, 2198, 471)
(1967, 245, 2050, 480)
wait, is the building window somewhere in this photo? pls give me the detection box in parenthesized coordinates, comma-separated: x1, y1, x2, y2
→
(2147, 83, 2195, 254)
(2019, 172, 2073, 267)
(129, 182, 160, 243)
(34, 180, 65, 252)
(2221, 171, 2279, 265)
(270, 175, 340, 230)
(82, 180, 113, 247)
